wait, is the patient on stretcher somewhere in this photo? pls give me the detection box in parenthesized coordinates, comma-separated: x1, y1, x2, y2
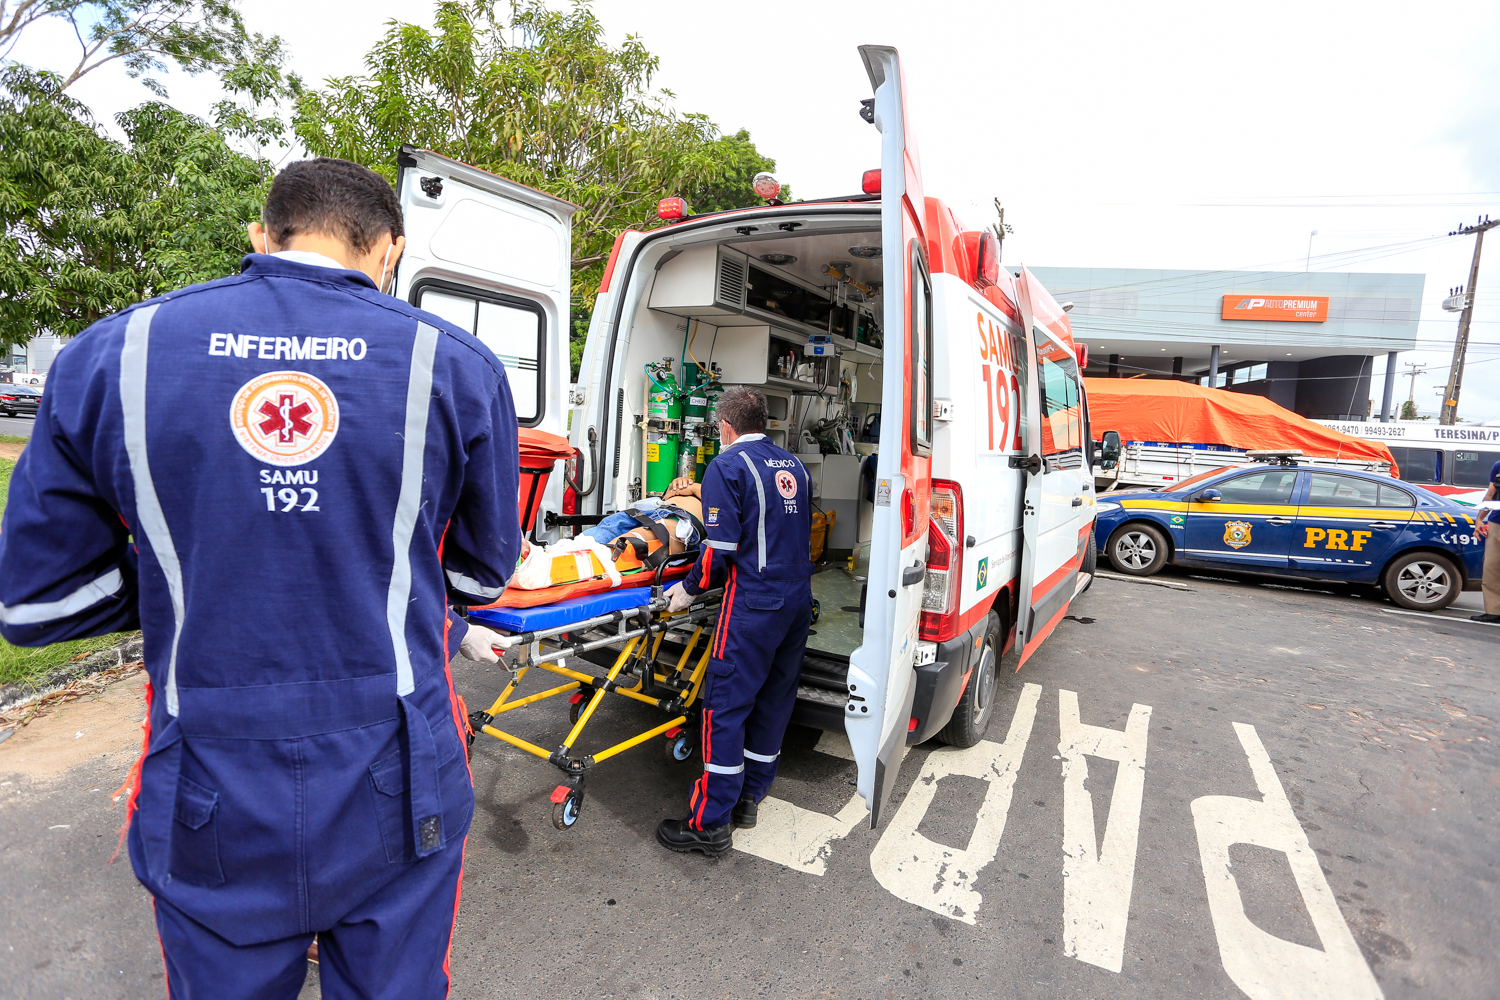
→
(510, 479, 705, 590)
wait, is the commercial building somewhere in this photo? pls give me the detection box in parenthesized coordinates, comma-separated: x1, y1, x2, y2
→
(1028, 266, 1423, 421)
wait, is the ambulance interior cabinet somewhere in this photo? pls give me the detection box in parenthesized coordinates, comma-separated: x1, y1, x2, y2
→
(818, 453, 862, 550)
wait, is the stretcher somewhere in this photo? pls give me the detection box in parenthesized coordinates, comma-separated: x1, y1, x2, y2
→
(463, 563, 721, 830)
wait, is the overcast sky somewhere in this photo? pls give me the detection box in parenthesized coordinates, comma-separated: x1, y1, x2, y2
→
(11, 0, 1500, 421)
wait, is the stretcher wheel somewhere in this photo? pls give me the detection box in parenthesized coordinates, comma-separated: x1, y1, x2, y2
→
(552, 790, 583, 830)
(568, 696, 587, 726)
(810, 598, 820, 624)
(667, 733, 696, 762)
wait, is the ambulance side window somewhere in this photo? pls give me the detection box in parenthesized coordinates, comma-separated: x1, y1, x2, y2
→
(413, 281, 545, 425)
(1039, 349, 1082, 456)
(909, 241, 934, 456)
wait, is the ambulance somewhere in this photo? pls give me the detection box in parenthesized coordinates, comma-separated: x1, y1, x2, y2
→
(1316, 419, 1500, 507)
(389, 46, 1101, 826)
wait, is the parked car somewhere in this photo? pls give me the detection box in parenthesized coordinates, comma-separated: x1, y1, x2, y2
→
(0, 383, 42, 417)
(1093, 459, 1486, 611)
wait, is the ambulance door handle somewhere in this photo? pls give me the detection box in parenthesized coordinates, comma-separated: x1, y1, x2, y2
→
(1071, 497, 1083, 507)
(1266, 517, 1293, 525)
(1368, 521, 1399, 529)
(901, 563, 926, 588)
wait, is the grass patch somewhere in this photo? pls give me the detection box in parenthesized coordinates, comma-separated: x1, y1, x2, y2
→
(0, 456, 11, 511)
(0, 632, 137, 687)
(0, 434, 27, 443)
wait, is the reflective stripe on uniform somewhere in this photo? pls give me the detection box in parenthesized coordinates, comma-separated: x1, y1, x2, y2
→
(706, 539, 737, 551)
(386, 322, 440, 697)
(120, 304, 188, 716)
(704, 761, 744, 774)
(0, 568, 122, 626)
(743, 748, 779, 763)
(738, 452, 768, 571)
(445, 568, 503, 601)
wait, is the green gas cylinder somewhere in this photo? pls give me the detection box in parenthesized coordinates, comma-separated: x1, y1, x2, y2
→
(696, 376, 724, 481)
(645, 359, 681, 495)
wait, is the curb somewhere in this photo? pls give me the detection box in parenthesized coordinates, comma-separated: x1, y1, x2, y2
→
(0, 633, 144, 714)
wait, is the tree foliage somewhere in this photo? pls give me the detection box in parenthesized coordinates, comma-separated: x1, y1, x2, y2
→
(294, 0, 781, 355)
(0, 66, 272, 348)
(0, 0, 254, 95)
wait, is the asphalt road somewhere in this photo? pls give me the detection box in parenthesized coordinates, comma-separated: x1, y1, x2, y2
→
(2, 568, 1496, 1000)
(0, 413, 35, 437)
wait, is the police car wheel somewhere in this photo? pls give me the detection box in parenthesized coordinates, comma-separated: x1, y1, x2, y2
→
(1108, 524, 1167, 576)
(1384, 552, 1460, 611)
(667, 734, 695, 762)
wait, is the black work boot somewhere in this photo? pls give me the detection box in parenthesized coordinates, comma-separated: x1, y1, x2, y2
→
(1472, 613, 1500, 623)
(731, 796, 758, 829)
(656, 818, 732, 855)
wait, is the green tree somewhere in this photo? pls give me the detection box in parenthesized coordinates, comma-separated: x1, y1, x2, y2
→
(1399, 399, 1419, 421)
(294, 0, 781, 370)
(0, 0, 254, 95)
(0, 66, 274, 349)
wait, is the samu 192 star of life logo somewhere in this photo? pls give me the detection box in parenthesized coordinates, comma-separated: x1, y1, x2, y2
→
(775, 469, 798, 499)
(230, 371, 339, 466)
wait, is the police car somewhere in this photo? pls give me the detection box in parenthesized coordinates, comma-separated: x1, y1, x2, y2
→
(1094, 457, 1486, 610)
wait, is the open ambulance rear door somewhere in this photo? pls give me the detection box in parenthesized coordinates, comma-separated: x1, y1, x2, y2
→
(847, 45, 934, 828)
(391, 145, 578, 447)
(1013, 267, 1090, 667)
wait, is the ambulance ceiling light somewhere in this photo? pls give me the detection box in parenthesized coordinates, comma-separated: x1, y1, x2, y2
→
(848, 245, 882, 258)
(752, 171, 782, 201)
(861, 169, 880, 195)
(657, 197, 688, 221)
(760, 253, 797, 265)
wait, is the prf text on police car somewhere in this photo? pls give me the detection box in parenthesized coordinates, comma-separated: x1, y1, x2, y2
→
(657, 386, 816, 854)
(0, 157, 520, 999)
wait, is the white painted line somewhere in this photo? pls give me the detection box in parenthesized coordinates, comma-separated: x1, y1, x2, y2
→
(813, 730, 855, 761)
(1095, 572, 1191, 591)
(732, 793, 866, 876)
(1191, 723, 1383, 1000)
(1381, 608, 1500, 627)
(1058, 690, 1152, 973)
(868, 683, 1042, 925)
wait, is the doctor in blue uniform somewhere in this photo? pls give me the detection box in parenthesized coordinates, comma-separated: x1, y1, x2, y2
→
(0, 158, 519, 999)
(658, 386, 814, 854)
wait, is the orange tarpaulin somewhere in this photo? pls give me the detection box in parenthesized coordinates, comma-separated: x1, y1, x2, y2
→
(1083, 378, 1397, 471)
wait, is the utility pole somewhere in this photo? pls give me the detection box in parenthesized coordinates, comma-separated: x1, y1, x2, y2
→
(1439, 214, 1498, 424)
(1405, 362, 1421, 405)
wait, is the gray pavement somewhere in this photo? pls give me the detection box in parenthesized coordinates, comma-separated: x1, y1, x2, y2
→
(0, 414, 35, 437)
(2, 568, 1496, 999)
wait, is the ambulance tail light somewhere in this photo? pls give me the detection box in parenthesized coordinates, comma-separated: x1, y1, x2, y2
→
(861, 169, 881, 195)
(920, 480, 963, 642)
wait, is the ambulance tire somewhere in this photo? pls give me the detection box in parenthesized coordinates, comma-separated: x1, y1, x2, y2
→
(1108, 523, 1168, 576)
(1079, 531, 1098, 593)
(935, 614, 1001, 748)
(1383, 551, 1461, 611)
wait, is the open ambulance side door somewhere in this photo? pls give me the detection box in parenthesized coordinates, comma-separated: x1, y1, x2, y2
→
(847, 45, 933, 828)
(391, 145, 578, 446)
(1013, 267, 1086, 667)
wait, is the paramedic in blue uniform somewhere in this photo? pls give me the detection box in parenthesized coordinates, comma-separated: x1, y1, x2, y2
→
(0, 158, 519, 999)
(657, 386, 814, 854)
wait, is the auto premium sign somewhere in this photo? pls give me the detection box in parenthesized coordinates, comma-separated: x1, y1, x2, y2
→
(1221, 295, 1329, 322)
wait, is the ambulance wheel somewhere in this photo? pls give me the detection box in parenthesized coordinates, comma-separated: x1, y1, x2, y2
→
(1079, 531, 1098, 593)
(810, 599, 821, 624)
(667, 733, 696, 762)
(1384, 551, 1460, 611)
(552, 791, 583, 830)
(1108, 523, 1167, 576)
(936, 616, 1000, 748)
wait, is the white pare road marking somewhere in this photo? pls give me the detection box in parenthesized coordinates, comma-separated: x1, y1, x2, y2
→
(1058, 690, 1151, 973)
(868, 682, 1042, 924)
(732, 794, 867, 876)
(1192, 723, 1383, 1000)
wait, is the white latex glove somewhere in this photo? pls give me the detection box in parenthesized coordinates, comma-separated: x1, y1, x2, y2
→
(664, 582, 693, 613)
(459, 623, 505, 663)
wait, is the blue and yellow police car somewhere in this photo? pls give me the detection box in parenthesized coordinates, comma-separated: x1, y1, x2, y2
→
(1093, 456, 1486, 610)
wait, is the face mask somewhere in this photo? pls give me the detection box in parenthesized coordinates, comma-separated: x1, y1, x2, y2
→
(378, 242, 395, 294)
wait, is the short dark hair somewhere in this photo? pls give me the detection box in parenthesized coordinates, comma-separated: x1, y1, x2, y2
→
(716, 386, 767, 435)
(262, 158, 404, 256)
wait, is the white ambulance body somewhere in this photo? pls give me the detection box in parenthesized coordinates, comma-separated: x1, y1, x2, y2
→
(1315, 419, 1500, 507)
(389, 46, 1097, 825)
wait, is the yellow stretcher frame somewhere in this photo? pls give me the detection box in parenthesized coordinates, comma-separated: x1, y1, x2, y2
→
(466, 589, 721, 830)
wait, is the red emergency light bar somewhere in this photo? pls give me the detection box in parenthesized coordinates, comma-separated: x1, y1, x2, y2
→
(657, 197, 688, 221)
(861, 169, 880, 195)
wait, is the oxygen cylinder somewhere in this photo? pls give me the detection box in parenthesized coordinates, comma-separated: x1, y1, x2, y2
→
(645, 359, 681, 495)
(697, 375, 724, 481)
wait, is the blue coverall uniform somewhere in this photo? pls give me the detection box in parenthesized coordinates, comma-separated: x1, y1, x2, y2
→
(679, 432, 813, 831)
(0, 254, 521, 999)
